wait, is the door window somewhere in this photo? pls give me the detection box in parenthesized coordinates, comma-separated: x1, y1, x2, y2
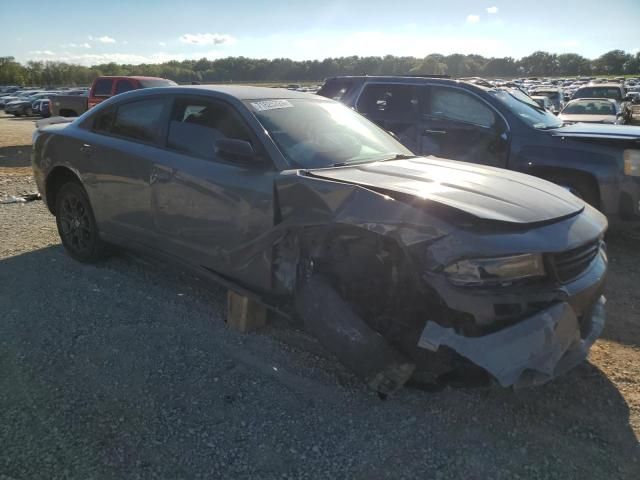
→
(114, 79, 136, 95)
(92, 78, 113, 97)
(357, 84, 422, 119)
(427, 87, 496, 127)
(93, 108, 115, 133)
(111, 98, 166, 143)
(166, 97, 253, 160)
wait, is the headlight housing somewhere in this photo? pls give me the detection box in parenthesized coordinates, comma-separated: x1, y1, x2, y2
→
(444, 253, 545, 286)
(624, 149, 640, 176)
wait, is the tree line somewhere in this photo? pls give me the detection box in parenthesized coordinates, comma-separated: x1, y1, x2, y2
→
(1, 49, 639, 86)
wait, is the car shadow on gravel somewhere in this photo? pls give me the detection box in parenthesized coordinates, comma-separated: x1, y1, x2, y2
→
(0, 144, 32, 168)
(6, 116, 37, 122)
(601, 231, 640, 348)
(0, 245, 638, 479)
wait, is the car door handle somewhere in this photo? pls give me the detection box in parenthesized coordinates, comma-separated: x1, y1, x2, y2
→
(423, 129, 447, 135)
(80, 144, 94, 154)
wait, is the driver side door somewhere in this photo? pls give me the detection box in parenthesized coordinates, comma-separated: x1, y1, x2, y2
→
(151, 95, 276, 290)
(420, 85, 510, 168)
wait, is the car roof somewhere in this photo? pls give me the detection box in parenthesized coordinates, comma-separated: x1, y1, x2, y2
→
(580, 83, 622, 88)
(124, 84, 319, 100)
(95, 76, 171, 80)
(324, 75, 493, 91)
(568, 97, 616, 103)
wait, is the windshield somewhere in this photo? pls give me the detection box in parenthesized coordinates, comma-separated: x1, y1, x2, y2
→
(562, 100, 615, 115)
(490, 89, 563, 129)
(574, 87, 622, 100)
(246, 98, 413, 168)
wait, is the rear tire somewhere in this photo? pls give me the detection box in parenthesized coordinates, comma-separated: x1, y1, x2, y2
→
(25, 107, 32, 116)
(55, 182, 110, 263)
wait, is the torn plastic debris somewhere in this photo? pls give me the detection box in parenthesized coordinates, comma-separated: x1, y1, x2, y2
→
(417, 297, 606, 387)
(0, 193, 41, 204)
(295, 275, 415, 396)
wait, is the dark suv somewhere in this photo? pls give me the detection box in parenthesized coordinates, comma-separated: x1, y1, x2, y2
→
(319, 76, 640, 226)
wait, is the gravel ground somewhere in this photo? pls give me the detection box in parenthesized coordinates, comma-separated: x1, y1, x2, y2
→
(1, 113, 639, 479)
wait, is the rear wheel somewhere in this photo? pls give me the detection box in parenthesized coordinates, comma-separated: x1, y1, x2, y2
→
(55, 182, 110, 263)
(25, 107, 32, 116)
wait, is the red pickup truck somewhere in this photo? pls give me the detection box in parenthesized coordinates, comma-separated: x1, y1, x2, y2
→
(51, 76, 177, 116)
(88, 76, 177, 108)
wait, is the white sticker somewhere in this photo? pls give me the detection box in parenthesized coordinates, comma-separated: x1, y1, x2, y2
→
(251, 99, 294, 111)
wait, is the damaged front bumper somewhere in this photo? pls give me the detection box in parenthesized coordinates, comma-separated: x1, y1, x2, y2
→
(418, 296, 606, 387)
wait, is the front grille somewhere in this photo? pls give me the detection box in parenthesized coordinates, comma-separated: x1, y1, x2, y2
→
(550, 241, 600, 283)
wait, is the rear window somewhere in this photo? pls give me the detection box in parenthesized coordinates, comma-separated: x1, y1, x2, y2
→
(92, 79, 113, 97)
(318, 79, 355, 101)
(114, 80, 137, 95)
(138, 79, 178, 88)
(574, 87, 622, 101)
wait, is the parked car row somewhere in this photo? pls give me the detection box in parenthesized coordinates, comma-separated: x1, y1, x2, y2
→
(0, 86, 89, 118)
(1, 75, 177, 118)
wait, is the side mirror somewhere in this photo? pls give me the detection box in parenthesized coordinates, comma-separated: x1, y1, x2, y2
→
(215, 138, 255, 159)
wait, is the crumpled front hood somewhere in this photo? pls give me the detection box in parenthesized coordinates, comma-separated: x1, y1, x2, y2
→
(306, 157, 584, 224)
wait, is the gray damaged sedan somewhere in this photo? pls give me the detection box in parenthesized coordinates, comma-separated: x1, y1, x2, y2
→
(32, 86, 608, 394)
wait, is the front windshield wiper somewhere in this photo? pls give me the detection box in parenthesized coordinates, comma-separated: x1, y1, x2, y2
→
(330, 153, 417, 168)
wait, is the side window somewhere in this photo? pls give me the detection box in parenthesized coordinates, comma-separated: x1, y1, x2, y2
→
(167, 97, 253, 160)
(427, 87, 496, 128)
(114, 80, 136, 95)
(111, 98, 166, 143)
(92, 79, 113, 97)
(318, 80, 354, 101)
(357, 84, 422, 119)
(93, 108, 115, 133)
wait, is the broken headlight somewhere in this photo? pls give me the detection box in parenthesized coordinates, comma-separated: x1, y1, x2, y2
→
(444, 253, 545, 286)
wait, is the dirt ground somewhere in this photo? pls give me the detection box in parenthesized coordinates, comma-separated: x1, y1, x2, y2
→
(0, 112, 639, 479)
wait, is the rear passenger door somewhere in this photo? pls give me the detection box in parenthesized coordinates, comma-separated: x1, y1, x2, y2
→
(82, 96, 171, 246)
(420, 86, 509, 167)
(150, 95, 275, 290)
(355, 83, 423, 154)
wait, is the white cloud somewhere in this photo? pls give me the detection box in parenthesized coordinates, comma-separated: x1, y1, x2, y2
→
(25, 50, 224, 66)
(29, 50, 55, 56)
(179, 33, 236, 46)
(158, 41, 166, 47)
(61, 42, 91, 49)
(487, 6, 498, 14)
(88, 35, 116, 44)
(466, 14, 480, 23)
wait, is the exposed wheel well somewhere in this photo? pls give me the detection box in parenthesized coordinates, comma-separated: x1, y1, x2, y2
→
(529, 167, 601, 208)
(45, 167, 82, 214)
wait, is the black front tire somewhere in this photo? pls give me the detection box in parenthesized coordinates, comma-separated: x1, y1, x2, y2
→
(55, 182, 110, 263)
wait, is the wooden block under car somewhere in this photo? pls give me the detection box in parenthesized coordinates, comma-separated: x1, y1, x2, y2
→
(226, 290, 267, 332)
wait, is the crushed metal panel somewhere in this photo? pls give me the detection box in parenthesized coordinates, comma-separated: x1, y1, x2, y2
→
(418, 297, 606, 387)
(296, 275, 415, 395)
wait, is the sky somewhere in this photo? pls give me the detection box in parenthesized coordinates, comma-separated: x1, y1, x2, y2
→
(2, 0, 639, 66)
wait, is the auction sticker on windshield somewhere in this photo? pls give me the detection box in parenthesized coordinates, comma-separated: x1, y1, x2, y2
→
(251, 99, 294, 111)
